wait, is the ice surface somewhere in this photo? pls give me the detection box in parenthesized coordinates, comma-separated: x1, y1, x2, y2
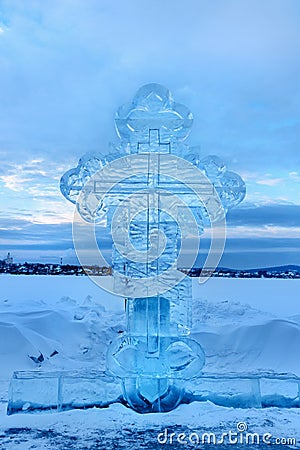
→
(1, 275, 300, 446)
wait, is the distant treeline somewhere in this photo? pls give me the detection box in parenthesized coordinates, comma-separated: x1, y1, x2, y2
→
(0, 262, 111, 276)
(184, 266, 300, 279)
(0, 262, 299, 278)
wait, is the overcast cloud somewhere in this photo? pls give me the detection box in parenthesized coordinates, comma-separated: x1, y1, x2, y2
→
(0, 0, 299, 265)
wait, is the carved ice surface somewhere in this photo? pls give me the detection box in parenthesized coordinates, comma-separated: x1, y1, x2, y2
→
(59, 84, 246, 413)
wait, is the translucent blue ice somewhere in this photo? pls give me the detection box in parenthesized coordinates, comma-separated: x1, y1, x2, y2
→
(60, 84, 246, 413)
(8, 370, 300, 414)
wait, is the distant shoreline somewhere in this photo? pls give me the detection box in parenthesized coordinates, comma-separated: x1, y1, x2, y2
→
(1, 263, 299, 279)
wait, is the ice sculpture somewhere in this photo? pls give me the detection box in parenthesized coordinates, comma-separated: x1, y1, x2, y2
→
(8, 85, 300, 416)
(60, 84, 245, 413)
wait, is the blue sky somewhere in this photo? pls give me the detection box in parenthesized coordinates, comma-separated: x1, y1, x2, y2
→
(0, 0, 299, 267)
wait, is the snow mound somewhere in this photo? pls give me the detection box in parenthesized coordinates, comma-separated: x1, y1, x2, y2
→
(192, 298, 274, 329)
(0, 305, 125, 378)
(194, 318, 300, 375)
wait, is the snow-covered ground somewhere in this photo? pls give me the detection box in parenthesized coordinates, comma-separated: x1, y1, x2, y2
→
(0, 275, 299, 449)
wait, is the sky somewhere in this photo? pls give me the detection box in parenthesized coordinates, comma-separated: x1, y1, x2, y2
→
(0, 0, 299, 268)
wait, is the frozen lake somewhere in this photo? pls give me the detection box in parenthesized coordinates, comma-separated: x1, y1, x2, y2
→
(0, 275, 299, 449)
(1, 274, 299, 316)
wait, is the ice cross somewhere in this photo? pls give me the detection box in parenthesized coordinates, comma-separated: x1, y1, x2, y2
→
(60, 83, 246, 413)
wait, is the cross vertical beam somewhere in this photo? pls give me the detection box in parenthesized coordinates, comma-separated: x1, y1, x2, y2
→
(137, 129, 171, 154)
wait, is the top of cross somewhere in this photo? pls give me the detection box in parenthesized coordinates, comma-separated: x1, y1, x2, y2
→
(61, 83, 246, 218)
(115, 83, 193, 149)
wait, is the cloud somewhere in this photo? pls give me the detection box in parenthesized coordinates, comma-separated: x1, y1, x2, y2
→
(227, 204, 300, 228)
(216, 237, 300, 269)
(238, 168, 300, 206)
(0, 218, 72, 247)
(0, 159, 60, 190)
(0, 0, 299, 170)
(256, 178, 284, 187)
(0, 158, 75, 223)
(0, 0, 300, 264)
(226, 226, 300, 239)
(289, 171, 300, 182)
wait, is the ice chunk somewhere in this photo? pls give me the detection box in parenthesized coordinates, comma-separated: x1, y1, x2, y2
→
(7, 370, 121, 415)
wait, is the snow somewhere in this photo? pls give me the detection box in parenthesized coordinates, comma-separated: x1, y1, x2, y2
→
(0, 275, 299, 448)
(194, 277, 300, 317)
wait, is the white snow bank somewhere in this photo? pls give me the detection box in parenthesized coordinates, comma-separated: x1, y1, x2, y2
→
(0, 275, 299, 380)
(194, 318, 300, 375)
(0, 290, 125, 378)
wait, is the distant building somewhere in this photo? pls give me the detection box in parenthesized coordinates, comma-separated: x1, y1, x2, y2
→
(4, 252, 13, 265)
